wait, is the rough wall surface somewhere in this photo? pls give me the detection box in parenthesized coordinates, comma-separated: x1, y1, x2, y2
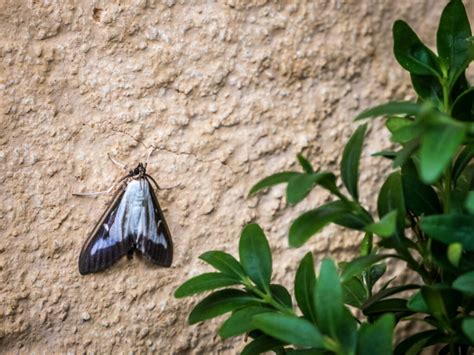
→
(1, 0, 473, 353)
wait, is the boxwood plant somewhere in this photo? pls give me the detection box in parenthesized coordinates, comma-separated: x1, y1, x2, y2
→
(175, 1, 474, 354)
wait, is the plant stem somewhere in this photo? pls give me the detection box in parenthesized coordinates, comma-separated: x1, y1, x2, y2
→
(243, 278, 295, 316)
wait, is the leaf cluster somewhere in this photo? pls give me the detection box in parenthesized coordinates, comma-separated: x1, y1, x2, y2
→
(176, 1, 474, 354)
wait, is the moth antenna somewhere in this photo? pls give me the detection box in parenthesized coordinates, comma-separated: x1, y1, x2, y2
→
(107, 153, 128, 171)
(72, 176, 128, 197)
(144, 145, 157, 168)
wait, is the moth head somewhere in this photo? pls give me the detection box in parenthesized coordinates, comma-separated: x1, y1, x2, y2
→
(130, 163, 146, 178)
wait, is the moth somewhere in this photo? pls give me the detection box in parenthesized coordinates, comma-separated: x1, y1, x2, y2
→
(74, 157, 173, 275)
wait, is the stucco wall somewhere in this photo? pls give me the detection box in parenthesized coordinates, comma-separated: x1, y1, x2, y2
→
(1, 0, 473, 353)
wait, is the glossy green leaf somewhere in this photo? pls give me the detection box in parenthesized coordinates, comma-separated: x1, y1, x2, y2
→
(452, 88, 474, 121)
(462, 318, 474, 343)
(175, 272, 241, 298)
(363, 298, 410, 316)
(394, 330, 440, 355)
(448, 242, 463, 267)
(286, 172, 336, 205)
(368, 262, 387, 290)
(363, 284, 420, 310)
(294, 252, 317, 323)
(411, 73, 443, 104)
(407, 290, 429, 313)
(188, 289, 260, 324)
(377, 172, 406, 233)
(241, 335, 285, 355)
(252, 313, 325, 348)
(249, 172, 300, 196)
(420, 124, 466, 183)
(199, 251, 246, 279)
(239, 224, 272, 291)
(289, 200, 352, 247)
(466, 191, 474, 213)
(393, 20, 441, 76)
(297, 154, 314, 173)
(386, 116, 414, 134)
(421, 286, 450, 328)
(357, 314, 395, 355)
(364, 211, 397, 237)
(356, 101, 422, 120)
(342, 276, 368, 308)
(437, 0, 473, 83)
(219, 306, 272, 339)
(420, 214, 474, 250)
(315, 258, 343, 337)
(341, 254, 391, 283)
(392, 139, 420, 169)
(270, 284, 292, 308)
(341, 123, 367, 200)
(453, 144, 474, 183)
(453, 271, 474, 296)
(402, 166, 442, 216)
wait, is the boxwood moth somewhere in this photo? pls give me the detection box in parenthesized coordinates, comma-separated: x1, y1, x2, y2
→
(74, 158, 173, 275)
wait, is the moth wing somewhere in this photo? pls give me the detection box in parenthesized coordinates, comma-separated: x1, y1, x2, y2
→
(78, 186, 133, 275)
(137, 178, 173, 267)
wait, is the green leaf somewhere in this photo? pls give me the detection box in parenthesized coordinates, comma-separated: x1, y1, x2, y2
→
(466, 191, 474, 213)
(342, 276, 368, 308)
(289, 200, 351, 247)
(420, 214, 474, 250)
(315, 259, 343, 338)
(356, 101, 421, 120)
(286, 172, 337, 205)
(448, 242, 463, 267)
(364, 211, 397, 237)
(420, 286, 450, 328)
(199, 251, 246, 279)
(219, 306, 272, 339)
(437, 0, 473, 84)
(386, 116, 414, 134)
(294, 252, 317, 323)
(341, 254, 391, 283)
(175, 273, 241, 298)
(363, 298, 410, 316)
(241, 335, 285, 355)
(341, 123, 367, 201)
(188, 289, 260, 324)
(363, 285, 420, 311)
(453, 144, 474, 183)
(392, 139, 420, 168)
(270, 284, 292, 308)
(377, 172, 405, 234)
(393, 20, 441, 76)
(420, 124, 466, 183)
(357, 314, 395, 355)
(249, 172, 300, 196)
(453, 271, 474, 296)
(407, 291, 429, 313)
(297, 154, 314, 173)
(239, 224, 272, 291)
(394, 330, 440, 355)
(452, 88, 474, 121)
(252, 313, 325, 348)
(401, 165, 442, 216)
(462, 318, 474, 343)
(411, 74, 443, 104)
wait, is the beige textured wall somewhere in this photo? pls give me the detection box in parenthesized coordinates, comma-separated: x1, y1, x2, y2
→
(1, 0, 473, 353)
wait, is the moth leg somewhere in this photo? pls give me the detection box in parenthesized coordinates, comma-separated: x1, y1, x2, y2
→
(145, 174, 183, 191)
(107, 153, 128, 171)
(72, 177, 127, 197)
